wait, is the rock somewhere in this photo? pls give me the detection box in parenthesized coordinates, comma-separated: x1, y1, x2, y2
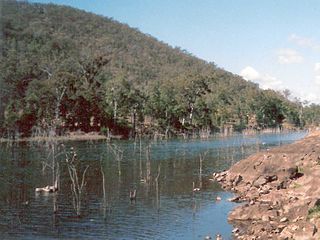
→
(219, 171, 227, 177)
(280, 217, 288, 223)
(233, 175, 243, 186)
(253, 176, 267, 188)
(228, 206, 251, 221)
(261, 215, 270, 222)
(228, 196, 245, 203)
(279, 227, 293, 239)
(309, 198, 320, 208)
(303, 223, 317, 236)
(265, 175, 278, 182)
(293, 224, 317, 239)
(216, 196, 221, 201)
(278, 224, 286, 231)
(274, 228, 281, 234)
(216, 176, 224, 182)
(259, 187, 270, 194)
(277, 209, 283, 217)
(288, 166, 303, 179)
(212, 131, 320, 240)
(232, 228, 239, 233)
(289, 196, 299, 202)
(215, 233, 223, 240)
(277, 180, 288, 190)
(292, 216, 304, 222)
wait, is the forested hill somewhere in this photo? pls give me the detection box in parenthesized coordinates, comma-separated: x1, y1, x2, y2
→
(0, 0, 308, 138)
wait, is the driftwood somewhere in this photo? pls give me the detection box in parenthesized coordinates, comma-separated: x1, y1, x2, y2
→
(35, 179, 58, 193)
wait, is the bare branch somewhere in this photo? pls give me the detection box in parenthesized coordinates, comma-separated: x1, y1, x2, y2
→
(80, 165, 89, 189)
(41, 67, 52, 78)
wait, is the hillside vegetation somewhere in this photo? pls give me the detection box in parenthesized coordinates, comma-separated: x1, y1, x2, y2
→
(0, 1, 317, 138)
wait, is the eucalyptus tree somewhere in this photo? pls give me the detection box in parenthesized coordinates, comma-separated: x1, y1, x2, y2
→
(105, 77, 145, 137)
(145, 81, 182, 135)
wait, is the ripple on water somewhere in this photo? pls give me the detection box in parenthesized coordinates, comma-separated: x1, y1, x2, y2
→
(0, 131, 307, 239)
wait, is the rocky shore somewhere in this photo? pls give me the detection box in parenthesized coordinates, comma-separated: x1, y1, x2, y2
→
(214, 131, 320, 239)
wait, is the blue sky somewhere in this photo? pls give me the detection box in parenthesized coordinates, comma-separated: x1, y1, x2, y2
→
(29, 0, 320, 103)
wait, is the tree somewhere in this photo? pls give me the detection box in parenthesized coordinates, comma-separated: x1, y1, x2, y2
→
(145, 81, 182, 134)
(0, 0, 316, 137)
(105, 78, 145, 136)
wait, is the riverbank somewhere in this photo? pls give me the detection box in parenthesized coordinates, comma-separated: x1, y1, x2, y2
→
(0, 128, 304, 144)
(214, 130, 320, 239)
(0, 132, 108, 143)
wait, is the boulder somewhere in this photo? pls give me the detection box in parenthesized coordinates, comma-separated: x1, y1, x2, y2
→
(293, 223, 317, 239)
(309, 198, 320, 208)
(253, 176, 268, 188)
(265, 175, 278, 182)
(280, 217, 288, 223)
(233, 175, 243, 186)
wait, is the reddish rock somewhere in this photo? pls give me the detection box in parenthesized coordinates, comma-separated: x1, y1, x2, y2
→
(217, 130, 320, 239)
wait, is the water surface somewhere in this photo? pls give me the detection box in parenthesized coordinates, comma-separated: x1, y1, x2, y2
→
(0, 131, 307, 239)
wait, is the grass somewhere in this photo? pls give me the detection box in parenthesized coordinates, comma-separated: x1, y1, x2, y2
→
(308, 205, 320, 219)
(297, 166, 304, 174)
(292, 182, 302, 189)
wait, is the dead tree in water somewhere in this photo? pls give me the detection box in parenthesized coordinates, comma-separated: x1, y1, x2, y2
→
(146, 144, 151, 183)
(38, 145, 60, 193)
(155, 164, 161, 210)
(100, 164, 107, 218)
(65, 148, 89, 217)
(198, 151, 208, 189)
(36, 84, 66, 194)
(100, 155, 113, 219)
(139, 135, 143, 182)
(107, 143, 123, 176)
(34, 134, 63, 215)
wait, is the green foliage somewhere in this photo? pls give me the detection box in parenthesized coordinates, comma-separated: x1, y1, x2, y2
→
(145, 81, 182, 131)
(308, 205, 320, 219)
(0, 0, 314, 138)
(303, 104, 320, 127)
(100, 126, 109, 136)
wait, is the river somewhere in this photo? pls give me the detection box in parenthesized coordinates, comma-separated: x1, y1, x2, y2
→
(0, 131, 307, 239)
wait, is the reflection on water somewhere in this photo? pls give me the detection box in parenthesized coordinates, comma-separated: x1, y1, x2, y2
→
(0, 131, 306, 239)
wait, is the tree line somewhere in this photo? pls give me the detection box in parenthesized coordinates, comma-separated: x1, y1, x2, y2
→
(0, 1, 318, 139)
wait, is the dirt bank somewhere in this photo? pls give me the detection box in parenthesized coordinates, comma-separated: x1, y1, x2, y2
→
(214, 131, 320, 239)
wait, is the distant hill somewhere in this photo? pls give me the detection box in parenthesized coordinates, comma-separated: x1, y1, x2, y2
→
(0, 0, 305, 138)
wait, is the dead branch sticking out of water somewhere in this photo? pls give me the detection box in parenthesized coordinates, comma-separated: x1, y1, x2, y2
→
(155, 164, 161, 210)
(100, 164, 108, 219)
(146, 144, 151, 183)
(199, 151, 208, 189)
(66, 149, 89, 217)
(107, 143, 123, 176)
(36, 140, 61, 194)
(139, 135, 144, 182)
